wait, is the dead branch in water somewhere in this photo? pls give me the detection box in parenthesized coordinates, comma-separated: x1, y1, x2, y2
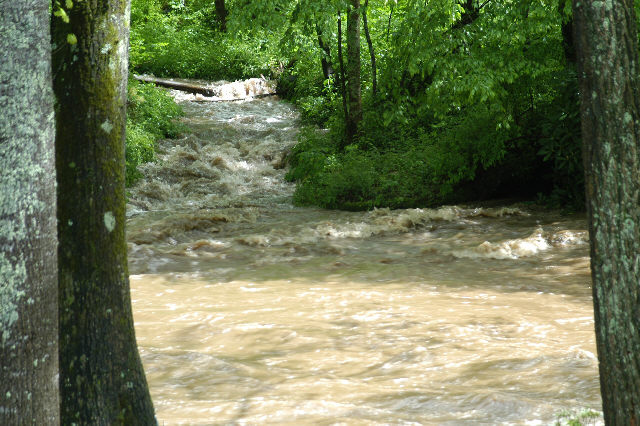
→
(133, 74, 278, 101)
(134, 75, 217, 95)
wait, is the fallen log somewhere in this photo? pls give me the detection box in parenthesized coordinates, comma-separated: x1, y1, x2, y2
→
(134, 74, 217, 96)
(133, 74, 278, 101)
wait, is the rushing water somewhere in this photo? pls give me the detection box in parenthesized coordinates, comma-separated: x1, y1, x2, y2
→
(126, 81, 601, 424)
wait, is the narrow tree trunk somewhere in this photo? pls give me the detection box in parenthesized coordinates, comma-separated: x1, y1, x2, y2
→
(337, 12, 349, 140)
(346, 0, 363, 144)
(386, 2, 393, 42)
(51, 0, 156, 423)
(0, 2, 59, 424)
(573, 0, 640, 423)
(215, 0, 228, 32)
(362, 0, 377, 97)
(315, 22, 334, 81)
(558, 0, 575, 64)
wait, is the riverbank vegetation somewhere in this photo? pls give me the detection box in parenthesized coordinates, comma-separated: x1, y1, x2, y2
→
(127, 0, 588, 209)
(126, 79, 186, 185)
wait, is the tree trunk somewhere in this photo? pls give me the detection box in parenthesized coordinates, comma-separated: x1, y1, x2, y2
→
(337, 12, 349, 140)
(558, 0, 575, 65)
(51, 0, 156, 423)
(215, 0, 228, 32)
(386, 2, 393, 42)
(362, 0, 377, 97)
(346, 0, 362, 144)
(315, 22, 334, 81)
(0, 2, 59, 424)
(573, 0, 640, 423)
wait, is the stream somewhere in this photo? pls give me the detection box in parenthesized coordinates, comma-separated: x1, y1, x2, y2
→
(126, 80, 601, 424)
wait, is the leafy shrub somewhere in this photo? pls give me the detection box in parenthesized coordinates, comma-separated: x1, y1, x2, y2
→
(532, 71, 584, 209)
(296, 94, 337, 126)
(554, 408, 602, 426)
(125, 78, 186, 185)
(125, 123, 155, 186)
(287, 128, 458, 210)
(127, 79, 185, 139)
(129, 0, 280, 81)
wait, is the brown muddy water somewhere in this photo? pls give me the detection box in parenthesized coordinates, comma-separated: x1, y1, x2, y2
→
(126, 81, 601, 424)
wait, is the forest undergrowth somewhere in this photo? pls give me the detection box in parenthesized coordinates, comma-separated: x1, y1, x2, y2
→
(126, 0, 591, 211)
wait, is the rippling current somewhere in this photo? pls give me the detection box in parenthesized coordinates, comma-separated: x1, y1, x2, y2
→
(126, 81, 601, 424)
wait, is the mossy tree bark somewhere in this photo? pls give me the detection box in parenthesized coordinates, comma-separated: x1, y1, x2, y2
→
(346, 0, 362, 145)
(573, 0, 640, 422)
(0, 1, 59, 423)
(51, 0, 156, 423)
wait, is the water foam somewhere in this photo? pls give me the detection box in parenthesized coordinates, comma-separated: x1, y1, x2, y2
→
(452, 228, 550, 259)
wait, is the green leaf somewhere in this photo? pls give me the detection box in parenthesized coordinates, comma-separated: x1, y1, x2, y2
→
(54, 8, 70, 23)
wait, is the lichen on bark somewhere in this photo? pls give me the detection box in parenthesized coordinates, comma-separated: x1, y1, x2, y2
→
(573, 0, 640, 421)
(0, 1, 59, 423)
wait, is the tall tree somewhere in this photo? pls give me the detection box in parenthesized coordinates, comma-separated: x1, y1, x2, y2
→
(573, 0, 640, 422)
(51, 0, 156, 423)
(346, 0, 362, 144)
(316, 21, 334, 81)
(0, 0, 59, 423)
(338, 11, 349, 135)
(362, 0, 377, 97)
(557, 0, 575, 65)
(215, 0, 228, 32)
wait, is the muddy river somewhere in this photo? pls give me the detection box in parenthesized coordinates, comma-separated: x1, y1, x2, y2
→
(126, 81, 601, 424)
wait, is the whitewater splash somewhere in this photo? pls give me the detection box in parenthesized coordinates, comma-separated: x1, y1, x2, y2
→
(177, 78, 276, 102)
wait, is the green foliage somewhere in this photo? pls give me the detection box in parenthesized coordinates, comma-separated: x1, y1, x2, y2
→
(125, 78, 185, 185)
(554, 408, 602, 425)
(279, 0, 588, 210)
(125, 123, 155, 186)
(296, 92, 340, 126)
(128, 78, 185, 139)
(531, 70, 584, 209)
(287, 128, 467, 210)
(129, 0, 282, 80)
(128, 0, 590, 209)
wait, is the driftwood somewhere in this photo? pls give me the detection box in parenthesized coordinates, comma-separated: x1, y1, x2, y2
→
(191, 94, 277, 103)
(134, 74, 217, 96)
(133, 74, 278, 101)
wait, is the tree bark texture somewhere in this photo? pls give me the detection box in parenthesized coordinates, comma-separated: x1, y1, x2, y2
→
(0, 1, 59, 423)
(573, 0, 640, 423)
(346, 0, 362, 143)
(215, 0, 228, 32)
(51, 0, 156, 423)
(363, 0, 377, 97)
